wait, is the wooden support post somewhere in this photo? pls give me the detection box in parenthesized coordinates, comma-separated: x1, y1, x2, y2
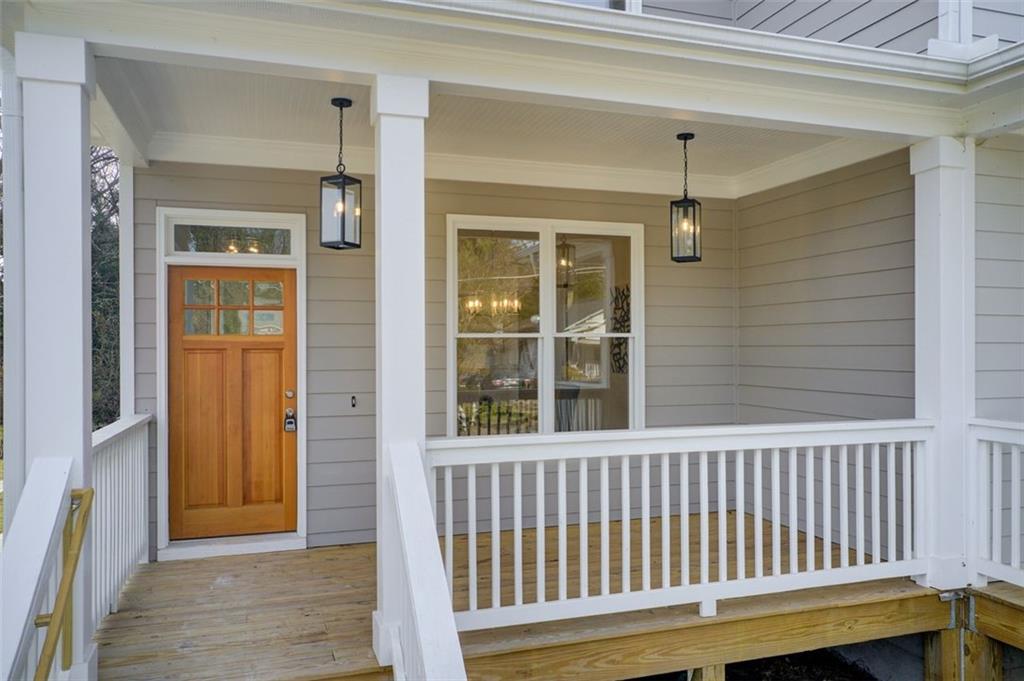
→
(925, 629, 1003, 681)
(692, 664, 725, 681)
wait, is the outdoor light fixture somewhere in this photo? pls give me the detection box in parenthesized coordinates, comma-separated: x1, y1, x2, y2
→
(670, 132, 701, 263)
(557, 235, 577, 289)
(320, 97, 362, 250)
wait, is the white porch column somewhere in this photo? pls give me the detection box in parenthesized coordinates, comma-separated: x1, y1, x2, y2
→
(15, 32, 98, 674)
(371, 73, 429, 663)
(928, 0, 999, 59)
(911, 135, 977, 591)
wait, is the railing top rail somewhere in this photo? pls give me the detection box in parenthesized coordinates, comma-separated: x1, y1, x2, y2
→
(0, 457, 73, 680)
(970, 418, 1024, 445)
(92, 413, 153, 451)
(426, 419, 935, 465)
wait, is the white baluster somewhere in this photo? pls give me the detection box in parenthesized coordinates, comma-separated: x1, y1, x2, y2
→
(557, 458, 567, 601)
(788, 447, 798, 574)
(681, 452, 690, 586)
(914, 441, 927, 560)
(468, 464, 477, 610)
(444, 466, 453, 597)
(699, 451, 709, 584)
(822, 446, 832, 570)
(491, 463, 501, 608)
(993, 443, 1003, 565)
(840, 444, 850, 568)
(580, 458, 589, 598)
(661, 452, 670, 588)
(736, 449, 745, 580)
(753, 449, 763, 579)
(641, 454, 651, 591)
(806, 447, 815, 573)
(771, 448, 781, 577)
(979, 440, 991, 561)
(600, 456, 610, 595)
(871, 443, 881, 564)
(718, 450, 727, 582)
(856, 444, 865, 566)
(536, 460, 545, 603)
(902, 442, 912, 561)
(621, 456, 631, 593)
(887, 443, 897, 563)
(1012, 445, 1021, 569)
(513, 462, 523, 605)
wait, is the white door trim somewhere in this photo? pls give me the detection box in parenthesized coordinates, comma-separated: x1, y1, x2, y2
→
(155, 207, 308, 559)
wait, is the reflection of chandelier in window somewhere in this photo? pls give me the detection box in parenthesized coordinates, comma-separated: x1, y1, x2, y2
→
(557, 236, 576, 289)
(490, 296, 522, 313)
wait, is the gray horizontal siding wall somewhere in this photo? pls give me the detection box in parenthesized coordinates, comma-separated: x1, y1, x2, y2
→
(974, 0, 1024, 49)
(135, 163, 735, 551)
(735, 149, 915, 424)
(976, 134, 1024, 422)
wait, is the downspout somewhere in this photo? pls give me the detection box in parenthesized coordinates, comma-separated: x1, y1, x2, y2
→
(1, 9, 26, 533)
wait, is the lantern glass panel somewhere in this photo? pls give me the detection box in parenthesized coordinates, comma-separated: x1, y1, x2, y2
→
(670, 198, 702, 262)
(320, 174, 362, 249)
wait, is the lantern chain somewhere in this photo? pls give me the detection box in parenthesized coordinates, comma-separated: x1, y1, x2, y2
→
(336, 104, 346, 175)
(682, 136, 689, 199)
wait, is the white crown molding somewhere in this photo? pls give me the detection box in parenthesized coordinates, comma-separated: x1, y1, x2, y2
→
(147, 131, 915, 200)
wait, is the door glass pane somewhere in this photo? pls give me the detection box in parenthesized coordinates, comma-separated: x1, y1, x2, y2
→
(253, 310, 284, 336)
(183, 309, 215, 335)
(556, 234, 631, 334)
(220, 310, 250, 335)
(173, 224, 291, 255)
(456, 338, 538, 436)
(457, 229, 540, 333)
(184, 279, 215, 306)
(555, 336, 629, 432)
(220, 280, 250, 306)
(254, 281, 284, 307)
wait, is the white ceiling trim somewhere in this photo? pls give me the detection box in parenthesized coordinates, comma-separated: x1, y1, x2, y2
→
(146, 131, 910, 200)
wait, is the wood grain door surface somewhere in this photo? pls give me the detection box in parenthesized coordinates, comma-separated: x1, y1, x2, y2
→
(169, 265, 297, 539)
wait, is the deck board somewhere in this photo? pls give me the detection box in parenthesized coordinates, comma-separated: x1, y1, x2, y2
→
(97, 513, 941, 681)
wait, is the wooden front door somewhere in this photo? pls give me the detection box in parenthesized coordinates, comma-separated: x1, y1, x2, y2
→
(169, 265, 297, 540)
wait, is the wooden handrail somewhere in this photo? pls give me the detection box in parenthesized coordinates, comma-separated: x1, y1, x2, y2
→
(32, 487, 94, 681)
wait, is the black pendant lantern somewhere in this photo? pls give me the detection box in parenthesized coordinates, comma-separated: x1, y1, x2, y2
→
(557, 235, 577, 289)
(320, 97, 362, 250)
(670, 132, 701, 263)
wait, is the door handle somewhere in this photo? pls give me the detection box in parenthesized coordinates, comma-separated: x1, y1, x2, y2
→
(284, 407, 297, 432)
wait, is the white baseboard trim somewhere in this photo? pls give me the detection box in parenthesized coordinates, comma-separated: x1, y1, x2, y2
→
(157, 532, 306, 561)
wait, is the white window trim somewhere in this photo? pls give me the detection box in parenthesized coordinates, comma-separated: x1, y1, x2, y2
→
(155, 207, 308, 558)
(445, 214, 645, 438)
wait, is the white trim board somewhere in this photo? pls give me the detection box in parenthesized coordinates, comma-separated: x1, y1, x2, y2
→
(157, 532, 306, 562)
(146, 132, 905, 200)
(155, 207, 308, 558)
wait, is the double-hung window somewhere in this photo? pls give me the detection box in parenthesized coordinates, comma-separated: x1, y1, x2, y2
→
(447, 216, 643, 437)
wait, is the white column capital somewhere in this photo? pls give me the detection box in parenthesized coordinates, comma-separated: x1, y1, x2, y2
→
(371, 74, 429, 122)
(14, 32, 94, 96)
(910, 136, 973, 175)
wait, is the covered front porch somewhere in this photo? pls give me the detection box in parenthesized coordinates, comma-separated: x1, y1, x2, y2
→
(4, 2, 1023, 678)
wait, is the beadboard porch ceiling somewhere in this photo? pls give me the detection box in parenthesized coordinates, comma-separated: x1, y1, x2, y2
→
(93, 56, 904, 198)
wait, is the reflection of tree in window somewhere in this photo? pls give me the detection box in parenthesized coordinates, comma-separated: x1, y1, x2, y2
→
(457, 231, 539, 334)
(174, 225, 291, 255)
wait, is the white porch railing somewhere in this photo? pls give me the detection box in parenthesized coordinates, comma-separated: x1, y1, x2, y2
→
(91, 414, 152, 628)
(380, 441, 467, 680)
(1, 458, 91, 681)
(972, 418, 1024, 587)
(426, 419, 934, 631)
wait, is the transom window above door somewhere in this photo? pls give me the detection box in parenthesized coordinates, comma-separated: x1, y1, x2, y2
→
(447, 216, 644, 438)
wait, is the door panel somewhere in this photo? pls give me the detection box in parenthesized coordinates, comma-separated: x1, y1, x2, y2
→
(169, 265, 297, 540)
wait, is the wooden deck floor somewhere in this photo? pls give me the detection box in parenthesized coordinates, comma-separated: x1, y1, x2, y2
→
(97, 513, 947, 681)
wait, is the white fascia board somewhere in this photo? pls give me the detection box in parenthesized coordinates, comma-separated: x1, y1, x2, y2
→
(147, 131, 909, 199)
(24, 1, 968, 139)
